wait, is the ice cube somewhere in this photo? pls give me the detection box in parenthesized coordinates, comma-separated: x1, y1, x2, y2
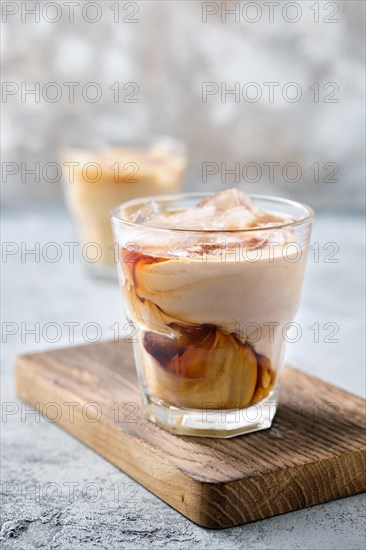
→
(169, 235, 222, 257)
(146, 205, 217, 230)
(197, 188, 256, 214)
(131, 201, 162, 224)
(217, 206, 255, 230)
(170, 205, 216, 229)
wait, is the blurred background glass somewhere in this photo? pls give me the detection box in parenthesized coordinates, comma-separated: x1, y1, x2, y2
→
(61, 135, 186, 277)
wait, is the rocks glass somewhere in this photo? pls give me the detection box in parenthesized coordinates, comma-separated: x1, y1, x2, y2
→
(111, 190, 313, 437)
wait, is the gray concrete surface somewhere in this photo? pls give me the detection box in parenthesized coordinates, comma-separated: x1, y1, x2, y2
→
(1, 204, 365, 549)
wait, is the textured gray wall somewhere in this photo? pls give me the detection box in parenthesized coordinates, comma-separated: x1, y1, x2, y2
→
(1, 0, 365, 211)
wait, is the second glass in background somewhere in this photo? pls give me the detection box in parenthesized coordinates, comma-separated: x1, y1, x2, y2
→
(62, 135, 187, 278)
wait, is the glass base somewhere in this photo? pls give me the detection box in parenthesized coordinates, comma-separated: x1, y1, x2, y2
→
(143, 389, 279, 438)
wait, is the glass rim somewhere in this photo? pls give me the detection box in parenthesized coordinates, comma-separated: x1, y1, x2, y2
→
(110, 192, 314, 234)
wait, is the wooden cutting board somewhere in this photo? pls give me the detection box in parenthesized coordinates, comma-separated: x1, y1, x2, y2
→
(15, 340, 366, 528)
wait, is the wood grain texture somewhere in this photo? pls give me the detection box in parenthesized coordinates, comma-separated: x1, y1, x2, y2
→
(15, 340, 366, 528)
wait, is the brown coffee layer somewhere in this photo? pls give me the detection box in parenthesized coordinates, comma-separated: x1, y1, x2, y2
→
(143, 323, 275, 409)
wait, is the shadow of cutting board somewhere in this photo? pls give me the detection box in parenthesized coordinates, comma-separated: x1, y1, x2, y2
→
(15, 340, 366, 528)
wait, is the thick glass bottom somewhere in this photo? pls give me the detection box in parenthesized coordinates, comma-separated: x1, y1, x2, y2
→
(142, 388, 279, 438)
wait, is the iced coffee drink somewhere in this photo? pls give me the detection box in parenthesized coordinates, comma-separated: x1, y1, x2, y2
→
(63, 138, 186, 277)
(111, 189, 313, 437)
